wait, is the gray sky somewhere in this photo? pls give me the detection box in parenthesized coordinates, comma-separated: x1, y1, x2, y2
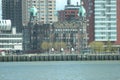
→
(0, 0, 80, 19)
(0, 0, 1, 19)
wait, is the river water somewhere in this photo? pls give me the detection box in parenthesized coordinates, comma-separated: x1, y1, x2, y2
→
(0, 61, 120, 80)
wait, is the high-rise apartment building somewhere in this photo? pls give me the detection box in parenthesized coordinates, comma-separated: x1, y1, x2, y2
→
(94, 0, 117, 42)
(2, 0, 57, 32)
(83, 0, 120, 45)
(94, 0, 120, 44)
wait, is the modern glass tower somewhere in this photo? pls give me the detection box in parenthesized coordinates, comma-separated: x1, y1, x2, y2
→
(94, 0, 117, 41)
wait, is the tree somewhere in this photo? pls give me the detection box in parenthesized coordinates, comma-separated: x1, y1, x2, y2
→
(54, 41, 66, 51)
(49, 42, 53, 49)
(60, 42, 66, 49)
(54, 42, 61, 51)
(89, 41, 104, 53)
(106, 40, 112, 52)
(41, 41, 49, 51)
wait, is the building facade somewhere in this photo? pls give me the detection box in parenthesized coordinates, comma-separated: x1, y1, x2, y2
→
(94, 0, 117, 42)
(2, 0, 57, 32)
(83, 0, 120, 45)
(0, 32, 23, 51)
(52, 21, 88, 52)
(23, 23, 50, 52)
(58, 0, 80, 21)
(83, 0, 94, 43)
(0, 20, 23, 52)
(58, 9, 79, 22)
(52, 0, 88, 53)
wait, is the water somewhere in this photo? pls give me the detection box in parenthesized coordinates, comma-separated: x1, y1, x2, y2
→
(0, 61, 120, 80)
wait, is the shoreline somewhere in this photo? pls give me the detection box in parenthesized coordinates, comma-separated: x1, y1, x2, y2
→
(0, 54, 120, 62)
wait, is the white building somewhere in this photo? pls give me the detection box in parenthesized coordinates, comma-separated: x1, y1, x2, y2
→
(94, 0, 117, 41)
(0, 20, 11, 30)
(0, 20, 23, 52)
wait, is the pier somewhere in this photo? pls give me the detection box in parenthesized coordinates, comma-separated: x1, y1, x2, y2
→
(0, 54, 120, 62)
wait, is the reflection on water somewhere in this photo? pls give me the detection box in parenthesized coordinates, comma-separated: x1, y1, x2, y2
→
(0, 61, 120, 80)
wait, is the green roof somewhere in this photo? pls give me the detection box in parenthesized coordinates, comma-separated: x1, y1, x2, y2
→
(78, 5, 86, 17)
(29, 6, 37, 16)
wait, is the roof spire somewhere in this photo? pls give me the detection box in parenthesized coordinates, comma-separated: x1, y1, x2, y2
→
(67, 0, 71, 5)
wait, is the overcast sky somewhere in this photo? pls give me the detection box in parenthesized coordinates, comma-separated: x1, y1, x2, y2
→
(0, 0, 1, 19)
(0, 0, 80, 19)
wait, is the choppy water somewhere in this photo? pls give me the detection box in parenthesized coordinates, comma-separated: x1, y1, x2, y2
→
(0, 61, 120, 80)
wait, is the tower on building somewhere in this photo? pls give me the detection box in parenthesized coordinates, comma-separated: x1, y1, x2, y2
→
(29, 6, 38, 22)
(67, 0, 71, 5)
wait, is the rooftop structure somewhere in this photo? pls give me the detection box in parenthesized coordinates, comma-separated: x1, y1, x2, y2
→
(0, 20, 11, 31)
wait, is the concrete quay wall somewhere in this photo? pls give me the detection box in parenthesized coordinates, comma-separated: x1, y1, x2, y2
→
(0, 54, 120, 62)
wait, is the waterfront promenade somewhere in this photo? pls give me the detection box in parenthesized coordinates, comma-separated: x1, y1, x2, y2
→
(0, 53, 120, 62)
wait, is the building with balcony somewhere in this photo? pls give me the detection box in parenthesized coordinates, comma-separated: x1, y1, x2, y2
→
(83, 0, 120, 45)
(94, 0, 117, 42)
